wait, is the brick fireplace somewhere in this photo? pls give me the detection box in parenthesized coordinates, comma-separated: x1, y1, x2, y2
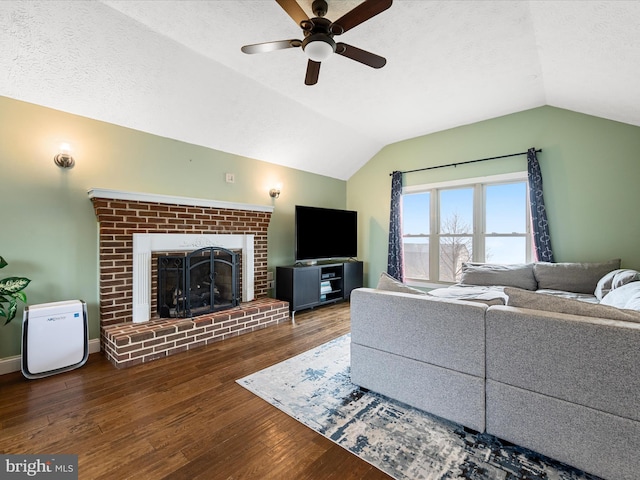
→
(88, 188, 289, 368)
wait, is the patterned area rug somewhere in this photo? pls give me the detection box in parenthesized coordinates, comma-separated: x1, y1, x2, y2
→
(237, 334, 601, 480)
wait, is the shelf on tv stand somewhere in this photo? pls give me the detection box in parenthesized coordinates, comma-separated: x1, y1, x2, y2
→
(276, 260, 363, 320)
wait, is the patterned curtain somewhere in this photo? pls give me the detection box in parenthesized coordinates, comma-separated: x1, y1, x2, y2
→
(387, 171, 404, 280)
(527, 148, 554, 262)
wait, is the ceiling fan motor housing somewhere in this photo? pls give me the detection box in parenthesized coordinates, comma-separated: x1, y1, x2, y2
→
(312, 0, 328, 17)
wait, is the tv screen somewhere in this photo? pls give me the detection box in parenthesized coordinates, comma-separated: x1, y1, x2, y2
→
(295, 205, 357, 261)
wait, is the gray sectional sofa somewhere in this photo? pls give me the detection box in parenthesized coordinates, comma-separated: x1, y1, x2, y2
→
(350, 261, 640, 480)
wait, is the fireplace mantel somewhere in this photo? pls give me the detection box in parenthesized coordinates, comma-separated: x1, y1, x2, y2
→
(88, 188, 274, 213)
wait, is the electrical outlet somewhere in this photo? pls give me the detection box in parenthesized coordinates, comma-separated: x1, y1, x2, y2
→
(225, 173, 235, 183)
(267, 271, 274, 281)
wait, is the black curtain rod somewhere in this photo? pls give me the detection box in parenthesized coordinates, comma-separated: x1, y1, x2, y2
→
(390, 149, 542, 176)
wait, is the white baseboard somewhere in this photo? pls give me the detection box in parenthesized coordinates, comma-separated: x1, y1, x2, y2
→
(0, 339, 101, 376)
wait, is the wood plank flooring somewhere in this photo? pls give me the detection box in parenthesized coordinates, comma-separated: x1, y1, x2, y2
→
(0, 302, 392, 479)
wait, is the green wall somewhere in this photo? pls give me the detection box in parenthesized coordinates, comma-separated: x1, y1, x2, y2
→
(348, 106, 640, 287)
(3, 99, 639, 359)
(0, 96, 346, 358)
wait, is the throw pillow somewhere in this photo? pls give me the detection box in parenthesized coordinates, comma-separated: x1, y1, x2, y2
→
(504, 287, 640, 323)
(595, 269, 640, 300)
(533, 259, 621, 294)
(625, 295, 640, 311)
(600, 282, 640, 310)
(376, 272, 426, 295)
(460, 263, 537, 290)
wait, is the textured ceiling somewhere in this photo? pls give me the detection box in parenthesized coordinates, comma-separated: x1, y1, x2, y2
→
(1, 1, 639, 180)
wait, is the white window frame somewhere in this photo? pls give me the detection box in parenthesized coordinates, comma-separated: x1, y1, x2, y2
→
(402, 172, 532, 288)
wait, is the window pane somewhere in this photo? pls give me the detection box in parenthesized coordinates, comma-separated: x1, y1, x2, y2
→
(440, 188, 473, 234)
(403, 238, 429, 280)
(402, 192, 430, 235)
(485, 237, 527, 264)
(486, 183, 526, 233)
(439, 236, 472, 282)
(401, 176, 530, 284)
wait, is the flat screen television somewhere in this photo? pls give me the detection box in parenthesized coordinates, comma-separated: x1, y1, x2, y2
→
(295, 205, 357, 261)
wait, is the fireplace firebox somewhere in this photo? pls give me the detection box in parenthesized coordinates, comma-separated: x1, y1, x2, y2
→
(157, 247, 239, 318)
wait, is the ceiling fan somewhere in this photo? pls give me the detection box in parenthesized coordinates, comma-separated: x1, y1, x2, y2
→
(241, 0, 392, 85)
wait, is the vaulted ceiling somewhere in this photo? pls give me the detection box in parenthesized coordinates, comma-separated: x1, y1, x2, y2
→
(1, 1, 639, 180)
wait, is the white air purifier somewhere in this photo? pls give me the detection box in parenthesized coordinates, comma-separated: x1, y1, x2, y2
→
(21, 300, 89, 379)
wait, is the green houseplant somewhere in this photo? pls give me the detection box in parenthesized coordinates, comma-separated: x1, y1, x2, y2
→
(0, 255, 30, 324)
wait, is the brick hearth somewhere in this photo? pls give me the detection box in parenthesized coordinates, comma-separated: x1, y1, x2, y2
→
(102, 298, 288, 368)
(88, 189, 289, 368)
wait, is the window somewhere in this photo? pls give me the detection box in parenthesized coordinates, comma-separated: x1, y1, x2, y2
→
(402, 172, 531, 284)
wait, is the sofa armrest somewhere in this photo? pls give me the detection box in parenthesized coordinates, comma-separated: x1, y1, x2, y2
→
(350, 288, 486, 377)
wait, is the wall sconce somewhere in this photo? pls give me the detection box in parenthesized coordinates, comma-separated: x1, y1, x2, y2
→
(269, 184, 282, 199)
(54, 143, 75, 168)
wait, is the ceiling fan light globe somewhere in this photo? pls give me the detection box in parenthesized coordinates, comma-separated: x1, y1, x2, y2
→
(303, 35, 335, 62)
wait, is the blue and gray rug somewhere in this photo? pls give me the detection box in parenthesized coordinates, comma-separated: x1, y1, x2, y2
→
(236, 334, 601, 480)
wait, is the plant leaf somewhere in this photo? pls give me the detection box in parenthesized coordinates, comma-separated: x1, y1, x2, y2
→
(0, 256, 7, 269)
(14, 291, 27, 303)
(0, 277, 30, 294)
(5, 299, 17, 324)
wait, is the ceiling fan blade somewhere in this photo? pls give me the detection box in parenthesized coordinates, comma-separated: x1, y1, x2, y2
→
(241, 39, 302, 54)
(275, 0, 309, 26)
(331, 0, 393, 34)
(305, 60, 321, 85)
(336, 43, 386, 68)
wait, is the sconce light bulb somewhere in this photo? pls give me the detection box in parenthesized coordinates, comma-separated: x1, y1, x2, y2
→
(269, 186, 281, 199)
(54, 143, 75, 168)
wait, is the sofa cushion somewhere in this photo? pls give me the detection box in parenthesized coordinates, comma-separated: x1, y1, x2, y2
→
(376, 272, 426, 295)
(486, 306, 640, 425)
(595, 268, 640, 299)
(460, 263, 537, 290)
(504, 287, 640, 323)
(600, 281, 640, 310)
(350, 288, 486, 377)
(533, 259, 621, 294)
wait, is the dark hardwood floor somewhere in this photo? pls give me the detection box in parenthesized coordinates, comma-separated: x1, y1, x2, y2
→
(0, 302, 392, 480)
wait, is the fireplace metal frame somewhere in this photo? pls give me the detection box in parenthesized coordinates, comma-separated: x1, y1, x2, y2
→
(157, 246, 239, 318)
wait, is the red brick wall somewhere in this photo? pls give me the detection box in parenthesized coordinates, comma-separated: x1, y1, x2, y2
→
(90, 198, 272, 328)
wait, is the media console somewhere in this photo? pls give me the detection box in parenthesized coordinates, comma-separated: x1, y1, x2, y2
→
(276, 261, 363, 319)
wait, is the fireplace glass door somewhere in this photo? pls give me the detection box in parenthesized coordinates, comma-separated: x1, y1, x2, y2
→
(158, 247, 238, 318)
